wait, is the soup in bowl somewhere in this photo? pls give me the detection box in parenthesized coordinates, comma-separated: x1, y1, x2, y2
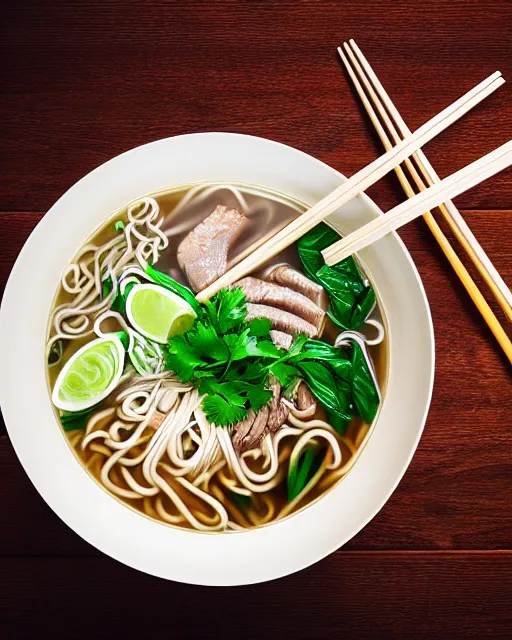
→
(47, 182, 387, 533)
(0, 133, 433, 584)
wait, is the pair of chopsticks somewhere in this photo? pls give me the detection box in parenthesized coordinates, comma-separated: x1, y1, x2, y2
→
(196, 70, 505, 303)
(323, 143, 512, 264)
(196, 65, 512, 360)
(326, 41, 512, 361)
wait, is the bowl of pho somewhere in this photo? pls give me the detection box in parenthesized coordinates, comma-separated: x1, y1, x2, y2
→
(0, 132, 434, 585)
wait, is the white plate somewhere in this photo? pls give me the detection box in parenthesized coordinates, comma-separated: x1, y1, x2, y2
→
(0, 133, 434, 585)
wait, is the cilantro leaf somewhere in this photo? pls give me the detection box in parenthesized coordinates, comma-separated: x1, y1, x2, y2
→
(246, 339, 282, 358)
(224, 329, 257, 361)
(268, 361, 300, 387)
(166, 335, 207, 381)
(246, 385, 273, 413)
(187, 322, 229, 363)
(206, 287, 247, 334)
(248, 317, 272, 338)
(223, 361, 266, 383)
(198, 379, 246, 406)
(202, 395, 248, 426)
(287, 333, 309, 358)
(159, 272, 379, 432)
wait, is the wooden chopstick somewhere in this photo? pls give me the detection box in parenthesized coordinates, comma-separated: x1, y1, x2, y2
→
(346, 39, 512, 322)
(322, 141, 512, 264)
(196, 72, 503, 303)
(339, 42, 512, 363)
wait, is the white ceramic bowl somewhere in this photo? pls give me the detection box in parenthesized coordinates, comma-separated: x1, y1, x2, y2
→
(0, 133, 434, 585)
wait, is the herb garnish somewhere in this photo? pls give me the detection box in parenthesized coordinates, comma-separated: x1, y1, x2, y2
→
(297, 223, 376, 330)
(161, 273, 379, 429)
(97, 260, 380, 430)
(60, 407, 96, 431)
(287, 445, 324, 502)
(165, 285, 279, 426)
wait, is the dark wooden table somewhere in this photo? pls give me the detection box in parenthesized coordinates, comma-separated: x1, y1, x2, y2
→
(1, 1, 511, 638)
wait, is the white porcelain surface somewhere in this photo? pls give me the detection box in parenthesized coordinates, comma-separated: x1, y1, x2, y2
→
(0, 133, 434, 585)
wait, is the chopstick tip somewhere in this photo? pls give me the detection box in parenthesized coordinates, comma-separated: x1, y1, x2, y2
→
(489, 70, 504, 83)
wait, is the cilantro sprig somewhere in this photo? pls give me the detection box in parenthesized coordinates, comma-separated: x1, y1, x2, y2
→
(165, 287, 280, 426)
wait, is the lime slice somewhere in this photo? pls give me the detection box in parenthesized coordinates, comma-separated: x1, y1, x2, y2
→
(52, 336, 125, 412)
(126, 283, 197, 344)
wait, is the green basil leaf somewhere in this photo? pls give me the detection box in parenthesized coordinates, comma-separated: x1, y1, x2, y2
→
(326, 411, 351, 435)
(60, 408, 95, 431)
(297, 223, 375, 330)
(297, 223, 339, 279)
(287, 446, 324, 502)
(291, 339, 352, 380)
(296, 360, 352, 421)
(351, 341, 380, 424)
(230, 491, 253, 514)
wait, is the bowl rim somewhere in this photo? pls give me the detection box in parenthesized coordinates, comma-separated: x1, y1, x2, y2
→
(0, 132, 434, 585)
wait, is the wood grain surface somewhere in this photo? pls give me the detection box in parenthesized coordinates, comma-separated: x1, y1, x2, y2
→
(1, 1, 511, 638)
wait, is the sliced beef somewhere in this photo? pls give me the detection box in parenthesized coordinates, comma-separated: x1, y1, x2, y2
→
(266, 377, 289, 434)
(270, 330, 293, 351)
(232, 378, 288, 454)
(232, 410, 256, 453)
(177, 205, 248, 292)
(245, 303, 318, 337)
(266, 264, 328, 309)
(297, 382, 316, 412)
(235, 277, 325, 333)
(232, 406, 269, 454)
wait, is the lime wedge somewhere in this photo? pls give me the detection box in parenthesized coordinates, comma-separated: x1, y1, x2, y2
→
(52, 336, 125, 412)
(126, 284, 196, 344)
